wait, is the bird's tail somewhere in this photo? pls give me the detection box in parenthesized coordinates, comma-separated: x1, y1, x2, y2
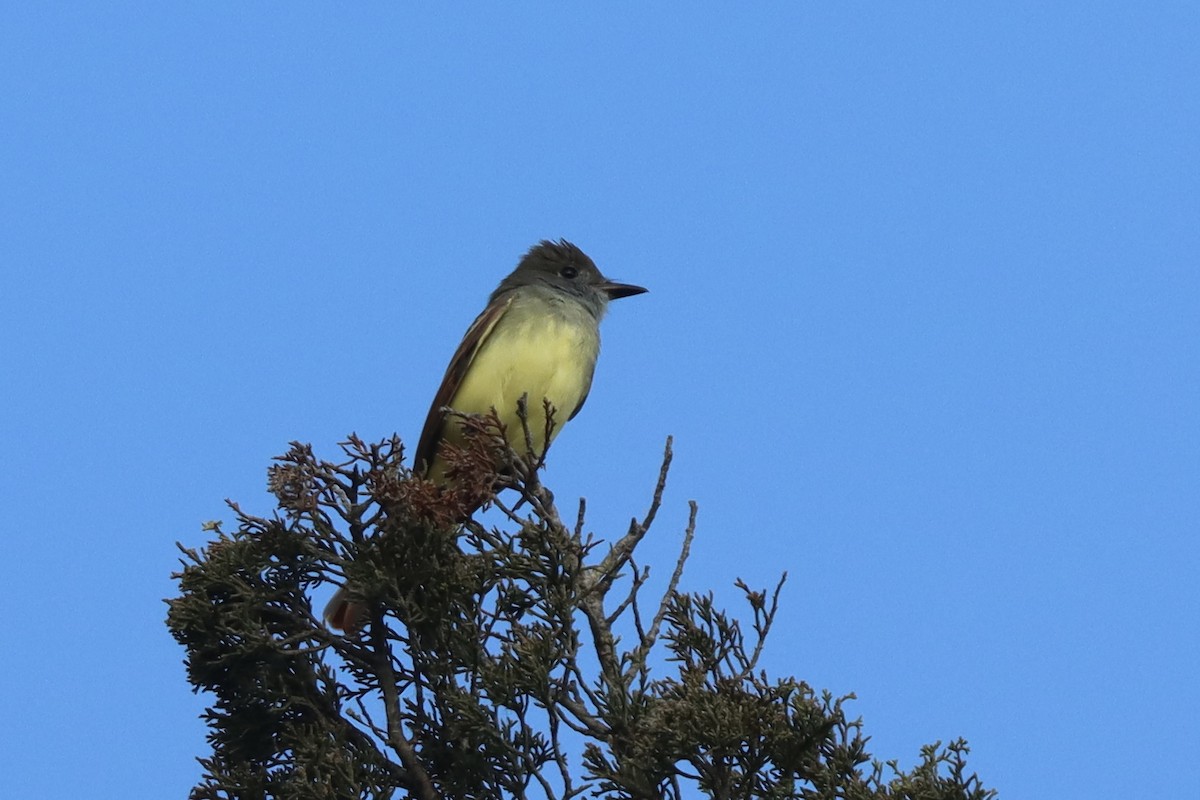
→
(323, 586, 366, 634)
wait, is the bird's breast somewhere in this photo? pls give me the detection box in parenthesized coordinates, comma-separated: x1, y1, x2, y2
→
(448, 310, 600, 453)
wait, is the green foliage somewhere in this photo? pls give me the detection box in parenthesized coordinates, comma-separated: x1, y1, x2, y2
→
(167, 429, 994, 800)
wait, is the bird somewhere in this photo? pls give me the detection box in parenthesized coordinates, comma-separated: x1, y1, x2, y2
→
(323, 239, 647, 632)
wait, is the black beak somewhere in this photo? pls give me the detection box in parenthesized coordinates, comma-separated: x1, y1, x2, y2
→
(599, 280, 648, 300)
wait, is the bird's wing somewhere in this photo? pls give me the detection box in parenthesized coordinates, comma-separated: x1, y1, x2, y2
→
(413, 294, 515, 476)
(566, 379, 593, 422)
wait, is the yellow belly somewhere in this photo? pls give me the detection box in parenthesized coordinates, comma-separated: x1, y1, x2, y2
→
(439, 310, 599, 470)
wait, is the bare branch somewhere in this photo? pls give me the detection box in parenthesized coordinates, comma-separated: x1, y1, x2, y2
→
(625, 500, 698, 677)
(370, 611, 440, 800)
(587, 437, 674, 598)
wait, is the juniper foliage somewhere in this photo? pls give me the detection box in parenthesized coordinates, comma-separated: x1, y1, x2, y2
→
(168, 416, 994, 800)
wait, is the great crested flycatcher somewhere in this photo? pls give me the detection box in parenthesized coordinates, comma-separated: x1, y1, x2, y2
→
(324, 239, 646, 631)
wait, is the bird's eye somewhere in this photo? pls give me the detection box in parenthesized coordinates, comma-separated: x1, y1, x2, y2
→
(560, 266, 578, 279)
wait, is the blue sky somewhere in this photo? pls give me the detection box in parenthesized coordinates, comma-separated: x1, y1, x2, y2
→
(2, 3, 1197, 797)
